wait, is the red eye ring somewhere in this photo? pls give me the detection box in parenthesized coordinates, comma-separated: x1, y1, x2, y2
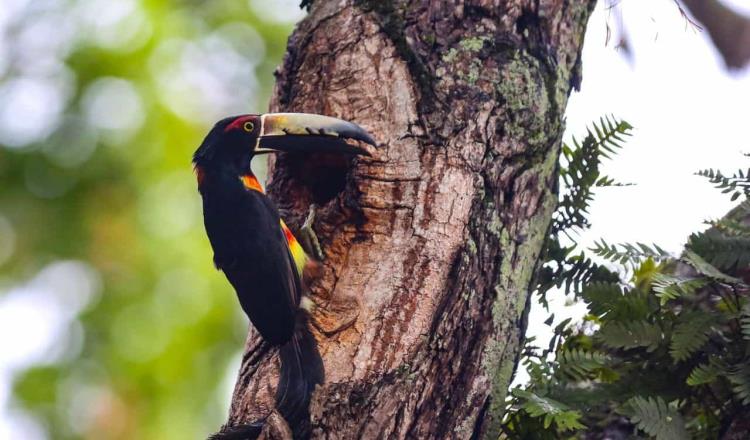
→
(224, 116, 255, 133)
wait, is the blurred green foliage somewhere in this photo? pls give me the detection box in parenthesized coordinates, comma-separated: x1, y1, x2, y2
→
(0, 1, 301, 438)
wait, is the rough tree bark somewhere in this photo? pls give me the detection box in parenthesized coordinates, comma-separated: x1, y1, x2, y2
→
(224, 1, 596, 438)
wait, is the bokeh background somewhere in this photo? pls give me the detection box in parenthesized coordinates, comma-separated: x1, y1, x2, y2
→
(0, 0, 748, 439)
(0, 0, 304, 438)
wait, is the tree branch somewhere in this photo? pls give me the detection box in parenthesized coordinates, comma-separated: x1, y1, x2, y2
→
(680, 0, 750, 69)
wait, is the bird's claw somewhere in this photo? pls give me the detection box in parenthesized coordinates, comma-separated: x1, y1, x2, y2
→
(300, 204, 324, 261)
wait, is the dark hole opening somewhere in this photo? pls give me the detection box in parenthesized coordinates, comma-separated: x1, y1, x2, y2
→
(278, 153, 353, 206)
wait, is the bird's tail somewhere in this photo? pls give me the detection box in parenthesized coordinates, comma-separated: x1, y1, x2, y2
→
(209, 310, 323, 440)
(207, 422, 262, 440)
(275, 310, 324, 438)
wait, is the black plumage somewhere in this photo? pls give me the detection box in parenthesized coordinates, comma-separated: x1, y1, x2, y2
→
(193, 113, 375, 439)
(199, 168, 299, 345)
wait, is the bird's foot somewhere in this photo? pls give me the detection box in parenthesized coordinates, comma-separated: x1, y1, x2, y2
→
(299, 204, 324, 261)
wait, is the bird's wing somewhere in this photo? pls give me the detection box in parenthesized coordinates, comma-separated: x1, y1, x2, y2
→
(220, 195, 305, 345)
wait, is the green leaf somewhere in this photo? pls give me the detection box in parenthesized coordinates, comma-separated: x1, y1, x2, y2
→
(688, 227, 750, 273)
(549, 410, 586, 432)
(686, 360, 725, 387)
(670, 312, 714, 362)
(624, 396, 688, 440)
(681, 250, 743, 285)
(633, 257, 660, 289)
(598, 321, 663, 352)
(554, 116, 633, 234)
(580, 282, 623, 317)
(651, 273, 709, 305)
(536, 239, 619, 300)
(741, 304, 750, 341)
(556, 348, 610, 381)
(705, 200, 750, 237)
(727, 363, 750, 405)
(511, 389, 586, 432)
(696, 168, 750, 201)
(590, 239, 671, 265)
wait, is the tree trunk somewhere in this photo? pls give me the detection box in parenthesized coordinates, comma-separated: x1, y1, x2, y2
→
(225, 1, 596, 438)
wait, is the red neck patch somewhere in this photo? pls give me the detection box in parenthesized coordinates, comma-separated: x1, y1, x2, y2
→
(194, 164, 205, 186)
(241, 174, 263, 193)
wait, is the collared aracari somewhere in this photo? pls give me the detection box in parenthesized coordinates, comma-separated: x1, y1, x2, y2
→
(193, 113, 375, 439)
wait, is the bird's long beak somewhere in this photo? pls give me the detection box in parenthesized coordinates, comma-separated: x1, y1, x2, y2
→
(255, 113, 376, 156)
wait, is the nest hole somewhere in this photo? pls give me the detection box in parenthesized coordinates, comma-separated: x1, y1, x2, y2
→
(276, 153, 355, 207)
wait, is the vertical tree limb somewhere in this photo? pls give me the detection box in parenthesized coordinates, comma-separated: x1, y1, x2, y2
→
(225, 1, 596, 437)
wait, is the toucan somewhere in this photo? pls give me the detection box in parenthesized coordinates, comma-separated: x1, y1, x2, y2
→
(193, 113, 375, 439)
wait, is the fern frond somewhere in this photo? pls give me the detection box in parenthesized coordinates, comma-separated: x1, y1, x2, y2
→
(688, 228, 750, 273)
(696, 168, 750, 201)
(591, 115, 633, 158)
(547, 410, 586, 431)
(705, 200, 750, 237)
(580, 282, 622, 317)
(681, 250, 743, 285)
(708, 217, 750, 236)
(511, 389, 586, 431)
(610, 290, 653, 322)
(741, 304, 750, 341)
(727, 363, 750, 405)
(556, 349, 610, 381)
(590, 239, 670, 265)
(536, 239, 619, 301)
(651, 273, 709, 304)
(581, 282, 653, 322)
(686, 360, 726, 387)
(624, 396, 688, 440)
(513, 151, 750, 438)
(554, 116, 633, 234)
(633, 257, 660, 289)
(670, 312, 714, 362)
(598, 321, 663, 352)
(522, 358, 553, 385)
(595, 175, 633, 187)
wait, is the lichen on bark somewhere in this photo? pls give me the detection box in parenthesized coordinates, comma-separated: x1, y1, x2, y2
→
(223, 1, 597, 438)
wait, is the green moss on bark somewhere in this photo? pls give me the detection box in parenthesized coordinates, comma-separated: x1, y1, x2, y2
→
(481, 149, 560, 439)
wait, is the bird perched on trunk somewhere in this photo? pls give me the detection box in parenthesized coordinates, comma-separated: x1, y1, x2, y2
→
(193, 113, 375, 439)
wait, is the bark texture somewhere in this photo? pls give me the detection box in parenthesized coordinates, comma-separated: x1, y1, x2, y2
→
(225, 1, 596, 438)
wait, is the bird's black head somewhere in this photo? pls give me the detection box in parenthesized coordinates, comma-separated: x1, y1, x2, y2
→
(192, 114, 262, 171)
(192, 113, 376, 174)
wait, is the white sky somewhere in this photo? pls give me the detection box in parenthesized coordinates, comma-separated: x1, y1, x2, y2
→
(2, 0, 750, 437)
